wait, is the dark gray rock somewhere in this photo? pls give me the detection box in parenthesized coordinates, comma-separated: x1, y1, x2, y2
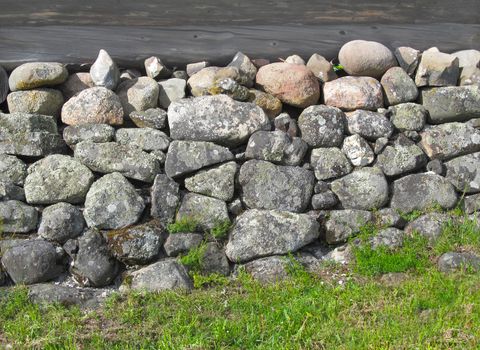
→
(380, 67, 418, 106)
(310, 147, 352, 180)
(394, 47, 421, 77)
(129, 108, 167, 129)
(415, 51, 459, 87)
(240, 256, 290, 283)
(129, 259, 193, 292)
(0, 181, 25, 201)
(38, 203, 85, 244)
(63, 124, 115, 147)
(7, 88, 64, 117)
(420, 86, 480, 124)
(323, 209, 373, 244)
(0, 65, 8, 104)
(437, 252, 480, 273)
(346, 110, 394, 141)
(405, 213, 452, 242)
(0, 154, 27, 186)
(8, 62, 68, 91)
(376, 208, 406, 228)
(163, 233, 203, 257)
(226, 209, 320, 263)
(199, 242, 230, 276)
(184, 161, 237, 201)
(176, 193, 230, 231)
(314, 181, 330, 194)
(426, 159, 445, 176)
(388, 103, 427, 132)
(228, 52, 257, 87)
(74, 141, 160, 182)
(390, 173, 458, 213)
(239, 160, 315, 213)
(25, 155, 94, 204)
(68, 229, 119, 287)
(168, 95, 270, 147)
(1, 240, 64, 285)
(115, 128, 170, 152)
(0, 113, 65, 156)
(445, 152, 480, 193)
(374, 137, 389, 155)
(151, 174, 180, 224)
(90, 49, 120, 90)
(297, 105, 346, 147)
(28, 284, 108, 309)
(274, 113, 298, 137)
(464, 194, 480, 214)
(311, 191, 338, 210)
(165, 140, 234, 179)
(116, 77, 159, 116)
(341, 134, 374, 166)
(245, 131, 307, 166)
(370, 228, 405, 249)
(83, 172, 145, 230)
(0, 200, 38, 233)
(331, 167, 388, 210)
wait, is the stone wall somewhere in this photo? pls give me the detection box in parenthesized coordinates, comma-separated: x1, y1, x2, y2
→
(0, 41, 480, 295)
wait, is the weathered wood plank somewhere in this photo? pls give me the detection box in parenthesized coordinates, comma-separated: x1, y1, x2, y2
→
(0, 24, 479, 71)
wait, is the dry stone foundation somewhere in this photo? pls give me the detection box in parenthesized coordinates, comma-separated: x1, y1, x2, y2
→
(1, 41, 480, 304)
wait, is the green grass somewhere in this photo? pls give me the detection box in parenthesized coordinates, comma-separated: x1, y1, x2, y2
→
(178, 242, 207, 271)
(167, 216, 198, 234)
(209, 220, 232, 239)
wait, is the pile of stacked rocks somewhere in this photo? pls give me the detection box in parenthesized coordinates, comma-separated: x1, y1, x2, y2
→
(0, 41, 480, 305)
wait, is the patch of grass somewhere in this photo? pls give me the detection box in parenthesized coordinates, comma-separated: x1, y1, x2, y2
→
(399, 209, 424, 222)
(434, 215, 480, 255)
(191, 272, 230, 289)
(209, 220, 232, 239)
(167, 216, 198, 234)
(178, 241, 207, 271)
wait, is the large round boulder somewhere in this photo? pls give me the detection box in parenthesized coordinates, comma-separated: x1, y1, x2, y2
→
(8, 62, 68, 91)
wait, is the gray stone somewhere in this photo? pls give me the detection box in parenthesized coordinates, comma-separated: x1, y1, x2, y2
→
(168, 95, 270, 147)
(314, 181, 330, 194)
(0, 181, 25, 201)
(61, 87, 124, 125)
(341, 134, 374, 167)
(186, 61, 209, 77)
(158, 78, 186, 108)
(228, 198, 244, 216)
(426, 159, 445, 175)
(388, 103, 427, 131)
(346, 110, 394, 141)
(437, 252, 480, 273)
(199, 242, 230, 276)
(7, 88, 64, 117)
(240, 256, 290, 283)
(185, 161, 237, 201)
(239, 160, 314, 213)
(116, 77, 159, 116)
(144, 56, 171, 80)
(374, 137, 389, 155)
(106, 221, 164, 265)
(163, 233, 203, 257)
(459, 66, 480, 86)
(151, 174, 180, 224)
(331, 167, 388, 210)
(129, 259, 192, 292)
(38, 203, 85, 244)
(311, 191, 338, 210)
(464, 194, 480, 214)
(451, 49, 480, 68)
(394, 46, 421, 77)
(390, 173, 458, 213)
(1, 240, 63, 285)
(0, 113, 65, 156)
(338, 40, 397, 79)
(0, 200, 38, 233)
(245, 130, 307, 166)
(129, 108, 167, 129)
(63, 124, 115, 147)
(164, 140, 233, 179)
(324, 76, 384, 112)
(83, 172, 145, 230)
(225, 209, 320, 263)
(172, 70, 188, 80)
(370, 228, 405, 249)
(323, 209, 373, 244)
(0, 65, 8, 104)
(176, 193, 229, 231)
(228, 52, 257, 87)
(115, 128, 170, 152)
(323, 244, 354, 264)
(376, 208, 406, 229)
(0, 154, 27, 185)
(380, 67, 418, 106)
(376, 136, 428, 177)
(405, 213, 452, 242)
(415, 51, 459, 87)
(310, 147, 353, 180)
(28, 284, 108, 309)
(420, 86, 480, 124)
(74, 141, 160, 182)
(90, 49, 120, 90)
(445, 152, 480, 193)
(24, 155, 94, 204)
(274, 113, 298, 137)
(298, 105, 345, 147)
(8, 62, 68, 91)
(306, 53, 337, 82)
(58, 72, 95, 99)
(68, 229, 119, 287)
(419, 122, 480, 160)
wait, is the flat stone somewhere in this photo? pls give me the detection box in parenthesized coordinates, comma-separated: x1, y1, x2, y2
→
(226, 209, 319, 263)
(420, 86, 480, 124)
(168, 95, 269, 147)
(387, 103, 427, 131)
(246, 89, 282, 119)
(164, 140, 233, 179)
(24, 155, 94, 204)
(151, 174, 180, 225)
(38, 202, 85, 244)
(331, 167, 389, 210)
(306, 53, 337, 82)
(63, 124, 115, 147)
(115, 128, 170, 152)
(239, 159, 315, 213)
(324, 76, 384, 111)
(90, 49, 120, 90)
(405, 213, 452, 242)
(116, 77, 159, 116)
(0, 154, 27, 185)
(256, 62, 320, 108)
(185, 161, 237, 201)
(0, 200, 38, 233)
(437, 252, 480, 273)
(341, 134, 374, 167)
(9, 62, 68, 91)
(419, 122, 480, 160)
(346, 110, 394, 141)
(129, 259, 192, 292)
(323, 209, 373, 244)
(144, 56, 171, 80)
(58, 72, 95, 99)
(28, 284, 108, 309)
(298, 105, 346, 147)
(415, 51, 459, 87)
(158, 78, 186, 108)
(310, 147, 352, 180)
(445, 152, 480, 193)
(74, 141, 160, 182)
(390, 173, 458, 213)
(186, 61, 209, 77)
(380, 67, 418, 106)
(176, 193, 229, 231)
(394, 46, 421, 77)
(83, 172, 145, 229)
(129, 108, 167, 129)
(61, 87, 123, 126)
(7, 89, 64, 117)
(0, 113, 65, 156)
(163, 233, 203, 257)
